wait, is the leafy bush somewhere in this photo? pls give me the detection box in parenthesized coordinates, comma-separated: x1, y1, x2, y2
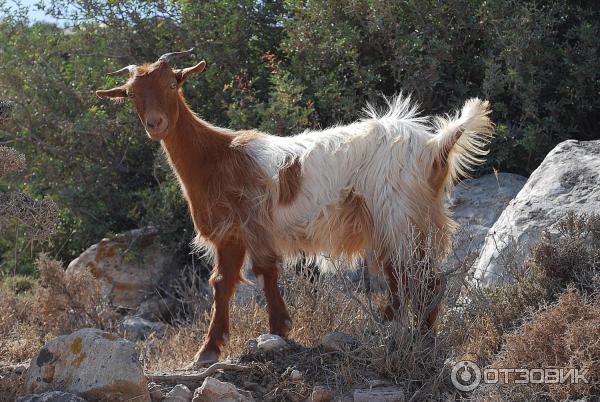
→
(1, 0, 598, 274)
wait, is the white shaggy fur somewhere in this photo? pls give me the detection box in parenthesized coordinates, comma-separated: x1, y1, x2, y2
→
(245, 95, 492, 269)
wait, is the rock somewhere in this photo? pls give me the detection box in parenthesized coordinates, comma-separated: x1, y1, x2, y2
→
(474, 140, 600, 286)
(309, 386, 334, 402)
(353, 387, 405, 402)
(16, 392, 87, 402)
(24, 328, 149, 402)
(164, 384, 192, 402)
(290, 369, 303, 381)
(148, 382, 164, 401)
(443, 173, 527, 265)
(192, 377, 254, 402)
(320, 332, 357, 353)
(121, 316, 166, 341)
(135, 297, 175, 321)
(256, 334, 287, 352)
(66, 227, 173, 309)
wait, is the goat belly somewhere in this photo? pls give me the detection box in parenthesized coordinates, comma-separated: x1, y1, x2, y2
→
(272, 193, 372, 260)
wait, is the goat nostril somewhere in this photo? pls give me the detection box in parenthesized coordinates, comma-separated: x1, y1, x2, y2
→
(147, 118, 163, 130)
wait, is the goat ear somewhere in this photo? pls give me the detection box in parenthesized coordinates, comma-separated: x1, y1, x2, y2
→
(175, 61, 206, 84)
(96, 87, 127, 99)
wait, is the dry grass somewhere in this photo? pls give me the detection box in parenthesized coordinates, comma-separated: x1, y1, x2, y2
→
(2, 214, 599, 401)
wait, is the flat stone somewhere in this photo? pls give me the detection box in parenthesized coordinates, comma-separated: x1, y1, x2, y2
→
(353, 386, 405, 402)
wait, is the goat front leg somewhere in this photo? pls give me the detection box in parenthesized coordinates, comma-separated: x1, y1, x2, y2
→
(252, 263, 292, 337)
(192, 239, 245, 368)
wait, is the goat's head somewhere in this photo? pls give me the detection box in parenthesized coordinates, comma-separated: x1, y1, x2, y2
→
(96, 49, 206, 140)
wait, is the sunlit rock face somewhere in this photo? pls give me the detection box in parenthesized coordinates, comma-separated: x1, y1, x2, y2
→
(474, 140, 600, 286)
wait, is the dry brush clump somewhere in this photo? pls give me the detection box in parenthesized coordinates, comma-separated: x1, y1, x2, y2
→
(445, 264, 549, 366)
(0, 146, 26, 178)
(443, 213, 600, 401)
(1, 99, 59, 281)
(476, 290, 600, 401)
(0, 192, 59, 241)
(33, 254, 118, 334)
(0, 255, 117, 363)
(530, 212, 600, 296)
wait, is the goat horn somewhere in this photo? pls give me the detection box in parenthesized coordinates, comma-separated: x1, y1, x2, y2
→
(158, 48, 195, 63)
(107, 65, 137, 76)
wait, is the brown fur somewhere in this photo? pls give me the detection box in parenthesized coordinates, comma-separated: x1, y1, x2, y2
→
(335, 189, 372, 255)
(278, 157, 303, 205)
(97, 60, 290, 362)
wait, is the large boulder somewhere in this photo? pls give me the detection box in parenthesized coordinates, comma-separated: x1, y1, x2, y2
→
(474, 140, 600, 286)
(24, 328, 149, 402)
(443, 173, 526, 266)
(67, 227, 173, 309)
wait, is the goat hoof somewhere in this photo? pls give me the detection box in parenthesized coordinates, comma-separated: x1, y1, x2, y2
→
(271, 318, 292, 338)
(189, 349, 219, 369)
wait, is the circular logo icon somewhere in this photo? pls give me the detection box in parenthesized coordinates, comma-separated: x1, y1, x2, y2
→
(451, 360, 482, 391)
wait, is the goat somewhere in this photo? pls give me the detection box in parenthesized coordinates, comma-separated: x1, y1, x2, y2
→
(96, 49, 493, 367)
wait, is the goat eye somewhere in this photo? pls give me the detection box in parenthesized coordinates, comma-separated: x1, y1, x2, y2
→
(127, 91, 135, 98)
(170, 82, 177, 89)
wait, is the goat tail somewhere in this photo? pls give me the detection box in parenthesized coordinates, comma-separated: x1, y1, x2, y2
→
(431, 98, 493, 188)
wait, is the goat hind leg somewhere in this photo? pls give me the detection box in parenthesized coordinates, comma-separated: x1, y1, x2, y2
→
(421, 267, 444, 331)
(381, 259, 408, 320)
(253, 263, 292, 337)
